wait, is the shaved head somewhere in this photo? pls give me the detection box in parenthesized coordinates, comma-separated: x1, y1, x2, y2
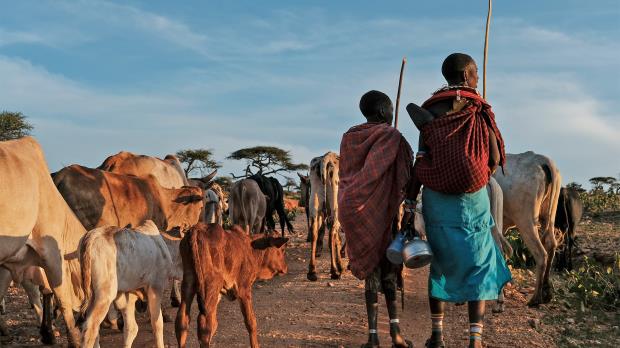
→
(441, 53, 477, 86)
(359, 90, 394, 124)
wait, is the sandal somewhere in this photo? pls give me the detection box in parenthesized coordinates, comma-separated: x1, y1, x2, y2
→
(425, 338, 445, 348)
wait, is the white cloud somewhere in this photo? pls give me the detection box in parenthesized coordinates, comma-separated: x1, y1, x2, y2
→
(0, 28, 44, 46)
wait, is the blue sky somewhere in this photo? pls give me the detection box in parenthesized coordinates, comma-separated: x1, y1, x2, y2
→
(1, 0, 618, 185)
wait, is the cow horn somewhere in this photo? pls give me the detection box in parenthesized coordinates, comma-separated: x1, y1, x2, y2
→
(201, 170, 217, 184)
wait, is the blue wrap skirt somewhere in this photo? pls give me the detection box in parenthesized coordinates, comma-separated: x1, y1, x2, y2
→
(422, 186, 511, 302)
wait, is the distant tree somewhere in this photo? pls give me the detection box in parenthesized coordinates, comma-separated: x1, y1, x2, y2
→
(176, 148, 221, 178)
(566, 182, 586, 193)
(227, 146, 308, 178)
(0, 111, 33, 141)
(589, 176, 617, 191)
(213, 176, 233, 191)
(283, 177, 297, 193)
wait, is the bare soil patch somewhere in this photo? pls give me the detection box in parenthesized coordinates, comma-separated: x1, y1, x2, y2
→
(4, 212, 602, 347)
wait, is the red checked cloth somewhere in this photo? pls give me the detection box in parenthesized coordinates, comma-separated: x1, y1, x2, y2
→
(415, 89, 505, 194)
(338, 123, 413, 280)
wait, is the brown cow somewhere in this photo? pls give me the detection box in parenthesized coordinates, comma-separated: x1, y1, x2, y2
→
(52, 164, 203, 233)
(98, 151, 189, 188)
(228, 179, 267, 234)
(175, 223, 288, 348)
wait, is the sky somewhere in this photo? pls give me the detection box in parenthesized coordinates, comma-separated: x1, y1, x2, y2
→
(1, 0, 618, 185)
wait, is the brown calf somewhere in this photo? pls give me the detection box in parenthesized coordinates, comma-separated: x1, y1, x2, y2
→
(175, 223, 288, 348)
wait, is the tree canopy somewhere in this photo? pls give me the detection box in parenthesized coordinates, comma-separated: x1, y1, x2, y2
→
(0, 111, 33, 141)
(176, 148, 221, 178)
(227, 146, 308, 178)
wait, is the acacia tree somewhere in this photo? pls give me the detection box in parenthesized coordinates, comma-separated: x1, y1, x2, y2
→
(589, 176, 617, 191)
(176, 148, 221, 178)
(283, 177, 297, 193)
(227, 146, 308, 178)
(0, 111, 33, 141)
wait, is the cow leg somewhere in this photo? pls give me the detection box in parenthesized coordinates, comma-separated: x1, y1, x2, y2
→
(146, 286, 165, 348)
(515, 220, 548, 307)
(238, 291, 259, 348)
(114, 293, 139, 348)
(0, 268, 12, 336)
(175, 272, 196, 348)
(567, 236, 574, 271)
(316, 220, 325, 257)
(39, 292, 55, 345)
(541, 228, 557, 304)
(22, 280, 43, 324)
(197, 288, 221, 347)
(170, 279, 181, 307)
(37, 244, 80, 348)
(329, 220, 343, 279)
(81, 292, 115, 348)
(307, 215, 320, 281)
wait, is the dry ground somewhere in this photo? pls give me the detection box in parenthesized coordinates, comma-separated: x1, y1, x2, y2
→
(4, 211, 617, 347)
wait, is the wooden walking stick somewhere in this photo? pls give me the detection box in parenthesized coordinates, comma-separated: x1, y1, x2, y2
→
(483, 0, 492, 99)
(394, 57, 407, 129)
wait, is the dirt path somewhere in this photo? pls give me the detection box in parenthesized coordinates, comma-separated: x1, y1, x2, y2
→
(1, 214, 555, 347)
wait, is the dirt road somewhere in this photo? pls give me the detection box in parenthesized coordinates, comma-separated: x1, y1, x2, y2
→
(1, 214, 555, 347)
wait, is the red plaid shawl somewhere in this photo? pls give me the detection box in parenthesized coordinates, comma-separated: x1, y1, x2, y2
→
(338, 123, 413, 280)
(415, 89, 505, 194)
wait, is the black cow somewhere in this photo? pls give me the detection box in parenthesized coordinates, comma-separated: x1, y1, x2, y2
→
(248, 174, 294, 237)
(555, 187, 584, 271)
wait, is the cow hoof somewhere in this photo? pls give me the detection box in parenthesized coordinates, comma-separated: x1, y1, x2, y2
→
(330, 272, 341, 280)
(170, 297, 181, 308)
(307, 272, 318, 282)
(163, 312, 174, 323)
(542, 284, 554, 304)
(0, 321, 9, 336)
(40, 327, 55, 345)
(492, 302, 505, 313)
(527, 297, 542, 308)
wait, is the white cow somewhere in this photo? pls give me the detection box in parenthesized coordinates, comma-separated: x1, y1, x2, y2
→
(304, 152, 344, 281)
(79, 221, 182, 348)
(493, 151, 562, 307)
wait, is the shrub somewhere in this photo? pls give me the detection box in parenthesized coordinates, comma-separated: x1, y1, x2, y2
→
(506, 229, 536, 269)
(564, 254, 620, 310)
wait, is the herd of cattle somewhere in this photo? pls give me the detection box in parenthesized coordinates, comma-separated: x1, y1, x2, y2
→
(0, 136, 582, 347)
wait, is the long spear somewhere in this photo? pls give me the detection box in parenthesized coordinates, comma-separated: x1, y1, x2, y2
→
(483, 0, 492, 99)
(394, 57, 407, 129)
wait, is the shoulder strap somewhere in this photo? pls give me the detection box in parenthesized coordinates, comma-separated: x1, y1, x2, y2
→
(422, 89, 488, 108)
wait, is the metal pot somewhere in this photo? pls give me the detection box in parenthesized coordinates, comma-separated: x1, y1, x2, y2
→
(386, 232, 405, 264)
(402, 236, 433, 269)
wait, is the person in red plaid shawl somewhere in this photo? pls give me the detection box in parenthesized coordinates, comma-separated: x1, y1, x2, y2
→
(406, 53, 512, 348)
(338, 90, 414, 348)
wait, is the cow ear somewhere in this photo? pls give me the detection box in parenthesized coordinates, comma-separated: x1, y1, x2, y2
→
(269, 237, 289, 248)
(250, 237, 271, 250)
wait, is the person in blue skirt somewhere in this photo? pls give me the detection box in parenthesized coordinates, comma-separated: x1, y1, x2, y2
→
(405, 53, 512, 348)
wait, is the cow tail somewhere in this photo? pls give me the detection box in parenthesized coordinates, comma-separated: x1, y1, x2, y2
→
(541, 163, 562, 240)
(78, 232, 95, 319)
(240, 184, 249, 233)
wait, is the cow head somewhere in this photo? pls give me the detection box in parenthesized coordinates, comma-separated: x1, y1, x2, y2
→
(250, 235, 289, 280)
(169, 186, 204, 232)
